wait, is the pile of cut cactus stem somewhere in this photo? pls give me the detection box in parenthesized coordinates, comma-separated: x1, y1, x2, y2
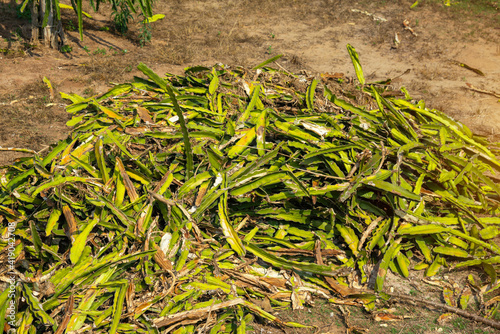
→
(1, 45, 500, 333)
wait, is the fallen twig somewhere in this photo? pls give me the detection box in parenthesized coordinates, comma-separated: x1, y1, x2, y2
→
(389, 293, 500, 330)
(465, 83, 500, 98)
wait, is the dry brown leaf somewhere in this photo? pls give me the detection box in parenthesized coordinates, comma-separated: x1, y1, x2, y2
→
(325, 277, 365, 297)
(62, 205, 77, 241)
(125, 126, 150, 135)
(224, 269, 279, 292)
(116, 156, 139, 202)
(443, 287, 456, 307)
(423, 278, 454, 290)
(260, 276, 288, 289)
(358, 217, 383, 251)
(485, 295, 500, 307)
(437, 313, 455, 324)
(54, 294, 74, 334)
(373, 312, 406, 322)
(291, 290, 304, 310)
(126, 281, 135, 313)
(269, 291, 292, 300)
(195, 184, 208, 206)
(153, 244, 173, 271)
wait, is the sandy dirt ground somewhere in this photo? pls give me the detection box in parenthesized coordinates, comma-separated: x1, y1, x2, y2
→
(0, 0, 499, 332)
(1, 0, 499, 166)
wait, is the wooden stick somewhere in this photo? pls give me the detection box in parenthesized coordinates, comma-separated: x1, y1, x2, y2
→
(466, 83, 500, 98)
(389, 293, 500, 330)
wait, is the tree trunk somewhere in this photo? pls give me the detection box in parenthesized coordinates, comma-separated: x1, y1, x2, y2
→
(30, 0, 65, 49)
(30, 0, 39, 42)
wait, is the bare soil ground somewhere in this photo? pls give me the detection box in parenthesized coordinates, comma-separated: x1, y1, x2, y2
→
(1, 0, 499, 332)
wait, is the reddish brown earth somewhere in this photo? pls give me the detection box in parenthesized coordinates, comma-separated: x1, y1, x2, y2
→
(0, 0, 499, 332)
